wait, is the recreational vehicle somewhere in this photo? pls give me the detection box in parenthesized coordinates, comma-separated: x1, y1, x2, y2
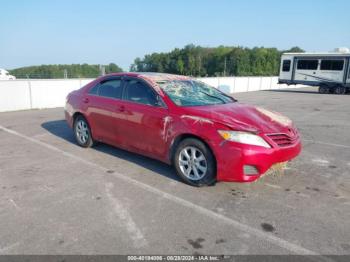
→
(0, 69, 16, 80)
(278, 48, 350, 94)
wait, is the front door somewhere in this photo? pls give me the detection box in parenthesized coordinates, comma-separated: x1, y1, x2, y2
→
(279, 57, 293, 81)
(118, 78, 169, 159)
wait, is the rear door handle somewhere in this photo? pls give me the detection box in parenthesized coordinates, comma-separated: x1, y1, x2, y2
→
(118, 105, 125, 112)
(83, 98, 89, 103)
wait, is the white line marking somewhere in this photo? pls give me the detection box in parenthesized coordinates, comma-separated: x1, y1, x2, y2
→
(105, 182, 148, 248)
(312, 158, 329, 167)
(0, 125, 329, 256)
(304, 139, 350, 149)
(265, 183, 282, 189)
(9, 199, 20, 210)
(312, 159, 329, 164)
(0, 242, 20, 254)
(32, 132, 49, 138)
(42, 185, 54, 192)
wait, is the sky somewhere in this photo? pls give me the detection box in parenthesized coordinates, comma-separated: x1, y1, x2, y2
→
(0, 0, 349, 70)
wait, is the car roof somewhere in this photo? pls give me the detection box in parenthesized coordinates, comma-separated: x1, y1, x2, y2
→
(103, 72, 190, 82)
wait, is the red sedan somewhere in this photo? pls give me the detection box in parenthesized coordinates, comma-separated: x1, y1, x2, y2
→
(65, 72, 301, 186)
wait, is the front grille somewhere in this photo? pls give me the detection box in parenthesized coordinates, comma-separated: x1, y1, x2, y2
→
(266, 132, 298, 147)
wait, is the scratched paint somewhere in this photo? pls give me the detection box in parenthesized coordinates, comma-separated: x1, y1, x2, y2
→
(256, 107, 292, 127)
(161, 116, 173, 142)
(180, 115, 213, 125)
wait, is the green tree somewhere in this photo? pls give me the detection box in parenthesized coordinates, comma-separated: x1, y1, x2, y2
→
(10, 63, 123, 79)
(131, 44, 304, 77)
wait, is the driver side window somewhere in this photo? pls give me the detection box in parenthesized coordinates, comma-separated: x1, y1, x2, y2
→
(125, 79, 161, 106)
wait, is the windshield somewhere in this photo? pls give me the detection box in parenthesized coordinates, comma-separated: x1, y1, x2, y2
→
(158, 80, 235, 106)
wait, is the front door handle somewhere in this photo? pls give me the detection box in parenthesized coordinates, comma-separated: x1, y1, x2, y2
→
(83, 98, 89, 103)
(118, 105, 125, 112)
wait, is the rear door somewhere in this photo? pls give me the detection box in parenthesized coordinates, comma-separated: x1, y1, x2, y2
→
(119, 77, 169, 159)
(279, 56, 293, 81)
(85, 77, 124, 144)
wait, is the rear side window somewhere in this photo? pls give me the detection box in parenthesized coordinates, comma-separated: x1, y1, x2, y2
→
(297, 60, 318, 70)
(125, 80, 159, 106)
(99, 79, 123, 99)
(320, 60, 344, 71)
(282, 60, 291, 72)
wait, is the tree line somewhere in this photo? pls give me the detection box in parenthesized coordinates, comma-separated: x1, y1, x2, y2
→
(8, 45, 304, 78)
(131, 45, 304, 77)
(9, 63, 122, 79)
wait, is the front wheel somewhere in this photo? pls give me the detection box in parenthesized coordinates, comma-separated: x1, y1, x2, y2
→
(74, 115, 94, 148)
(174, 138, 216, 187)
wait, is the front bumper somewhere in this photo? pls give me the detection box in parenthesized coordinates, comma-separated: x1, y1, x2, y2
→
(214, 137, 302, 182)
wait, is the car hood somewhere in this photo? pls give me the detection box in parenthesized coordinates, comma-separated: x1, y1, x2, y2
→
(182, 102, 293, 134)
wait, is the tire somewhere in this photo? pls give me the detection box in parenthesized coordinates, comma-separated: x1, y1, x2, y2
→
(318, 85, 329, 94)
(334, 86, 346, 95)
(173, 138, 216, 187)
(73, 115, 94, 148)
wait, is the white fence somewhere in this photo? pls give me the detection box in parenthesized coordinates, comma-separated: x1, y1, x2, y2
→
(0, 79, 94, 112)
(200, 76, 289, 93)
(0, 76, 299, 112)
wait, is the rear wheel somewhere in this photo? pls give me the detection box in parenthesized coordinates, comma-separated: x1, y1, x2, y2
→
(334, 85, 346, 95)
(74, 115, 94, 147)
(318, 85, 329, 94)
(174, 138, 216, 187)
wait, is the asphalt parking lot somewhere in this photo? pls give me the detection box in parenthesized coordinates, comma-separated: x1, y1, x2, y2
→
(0, 86, 349, 257)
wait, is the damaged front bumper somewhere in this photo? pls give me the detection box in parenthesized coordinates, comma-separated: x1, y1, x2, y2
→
(214, 138, 302, 182)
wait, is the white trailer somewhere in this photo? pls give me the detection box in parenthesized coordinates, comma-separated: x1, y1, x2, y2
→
(0, 69, 16, 80)
(278, 48, 350, 94)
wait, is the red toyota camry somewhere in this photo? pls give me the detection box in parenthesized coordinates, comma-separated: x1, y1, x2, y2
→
(65, 72, 301, 186)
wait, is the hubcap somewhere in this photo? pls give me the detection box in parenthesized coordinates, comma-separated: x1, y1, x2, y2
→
(178, 146, 207, 181)
(75, 120, 89, 144)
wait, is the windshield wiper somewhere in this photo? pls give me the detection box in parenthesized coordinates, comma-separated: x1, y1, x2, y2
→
(219, 92, 237, 102)
(198, 91, 227, 104)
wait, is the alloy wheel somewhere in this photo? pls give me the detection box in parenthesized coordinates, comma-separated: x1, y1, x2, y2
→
(178, 146, 207, 181)
(75, 119, 89, 144)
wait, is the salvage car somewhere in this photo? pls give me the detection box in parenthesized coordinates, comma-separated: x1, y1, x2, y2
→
(65, 73, 301, 186)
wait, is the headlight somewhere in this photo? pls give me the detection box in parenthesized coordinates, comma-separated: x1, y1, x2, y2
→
(218, 130, 271, 148)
